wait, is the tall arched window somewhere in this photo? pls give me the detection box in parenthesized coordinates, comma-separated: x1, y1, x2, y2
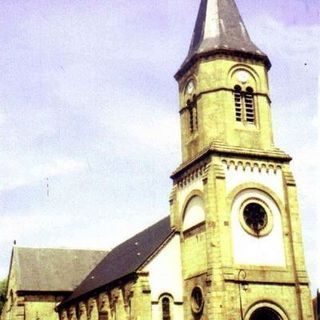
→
(187, 97, 198, 133)
(245, 87, 255, 123)
(234, 85, 242, 122)
(161, 297, 171, 320)
(233, 85, 255, 124)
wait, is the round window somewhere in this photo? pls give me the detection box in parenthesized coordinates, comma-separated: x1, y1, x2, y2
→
(239, 200, 273, 237)
(243, 203, 267, 233)
(191, 286, 204, 314)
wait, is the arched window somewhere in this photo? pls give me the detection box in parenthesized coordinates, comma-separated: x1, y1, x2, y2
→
(188, 100, 194, 133)
(250, 307, 282, 320)
(233, 85, 255, 124)
(234, 85, 242, 122)
(182, 196, 205, 232)
(161, 297, 171, 320)
(245, 87, 255, 123)
(187, 97, 198, 133)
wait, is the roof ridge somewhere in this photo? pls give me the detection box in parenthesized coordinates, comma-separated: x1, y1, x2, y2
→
(13, 246, 107, 252)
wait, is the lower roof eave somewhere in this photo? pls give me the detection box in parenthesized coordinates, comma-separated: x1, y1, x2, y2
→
(57, 273, 137, 311)
(16, 289, 72, 296)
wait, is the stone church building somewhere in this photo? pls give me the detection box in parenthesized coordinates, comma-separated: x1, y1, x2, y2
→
(1, 0, 314, 319)
(1, 247, 107, 320)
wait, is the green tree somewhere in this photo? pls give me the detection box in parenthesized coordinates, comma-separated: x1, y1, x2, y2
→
(0, 278, 7, 313)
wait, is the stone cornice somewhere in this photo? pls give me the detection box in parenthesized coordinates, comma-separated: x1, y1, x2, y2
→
(175, 50, 271, 81)
(171, 143, 291, 180)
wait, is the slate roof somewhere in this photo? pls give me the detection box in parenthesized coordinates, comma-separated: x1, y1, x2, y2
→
(61, 216, 173, 307)
(176, 0, 271, 78)
(13, 247, 107, 292)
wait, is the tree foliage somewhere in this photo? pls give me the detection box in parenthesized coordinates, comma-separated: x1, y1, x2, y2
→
(0, 278, 7, 314)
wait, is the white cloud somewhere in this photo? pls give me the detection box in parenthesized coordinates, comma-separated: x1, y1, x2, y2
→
(31, 158, 86, 179)
(0, 211, 75, 243)
(0, 157, 86, 192)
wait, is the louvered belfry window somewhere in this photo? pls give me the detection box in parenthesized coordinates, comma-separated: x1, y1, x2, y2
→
(245, 87, 254, 123)
(234, 85, 242, 121)
(234, 86, 255, 124)
(187, 98, 198, 133)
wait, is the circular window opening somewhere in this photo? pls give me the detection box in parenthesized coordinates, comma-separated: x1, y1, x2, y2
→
(239, 200, 273, 237)
(191, 286, 204, 314)
(243, 203, 267, 233)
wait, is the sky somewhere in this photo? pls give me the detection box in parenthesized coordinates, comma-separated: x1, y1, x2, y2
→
(0, 0, 319, 294)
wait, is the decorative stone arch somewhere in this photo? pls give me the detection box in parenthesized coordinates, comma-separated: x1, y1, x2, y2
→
(228, 64, 260, 91)
(181, 190, 204, 217)
(158, 292, 174, 301)
(228, 64, 261, 125)
(181, 190, 205, 232)
(226, 182, 285, 218)
(245, 301, 289, 320)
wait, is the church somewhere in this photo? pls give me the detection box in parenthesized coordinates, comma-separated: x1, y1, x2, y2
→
(1, 0, 314, 319)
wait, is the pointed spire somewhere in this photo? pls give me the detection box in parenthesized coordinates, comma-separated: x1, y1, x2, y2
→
(175, 0, 270, 79)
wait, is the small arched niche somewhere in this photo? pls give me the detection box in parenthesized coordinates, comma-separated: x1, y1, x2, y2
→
(182, 196, 205, 232)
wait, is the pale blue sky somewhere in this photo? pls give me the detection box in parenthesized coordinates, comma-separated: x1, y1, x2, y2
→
(0, 0, 319, 294)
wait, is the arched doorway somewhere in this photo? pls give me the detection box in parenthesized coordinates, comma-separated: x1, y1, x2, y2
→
(250, 307, 282, 320)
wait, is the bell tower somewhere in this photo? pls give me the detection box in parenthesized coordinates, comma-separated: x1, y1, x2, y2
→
(170, 0, 313, 319)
